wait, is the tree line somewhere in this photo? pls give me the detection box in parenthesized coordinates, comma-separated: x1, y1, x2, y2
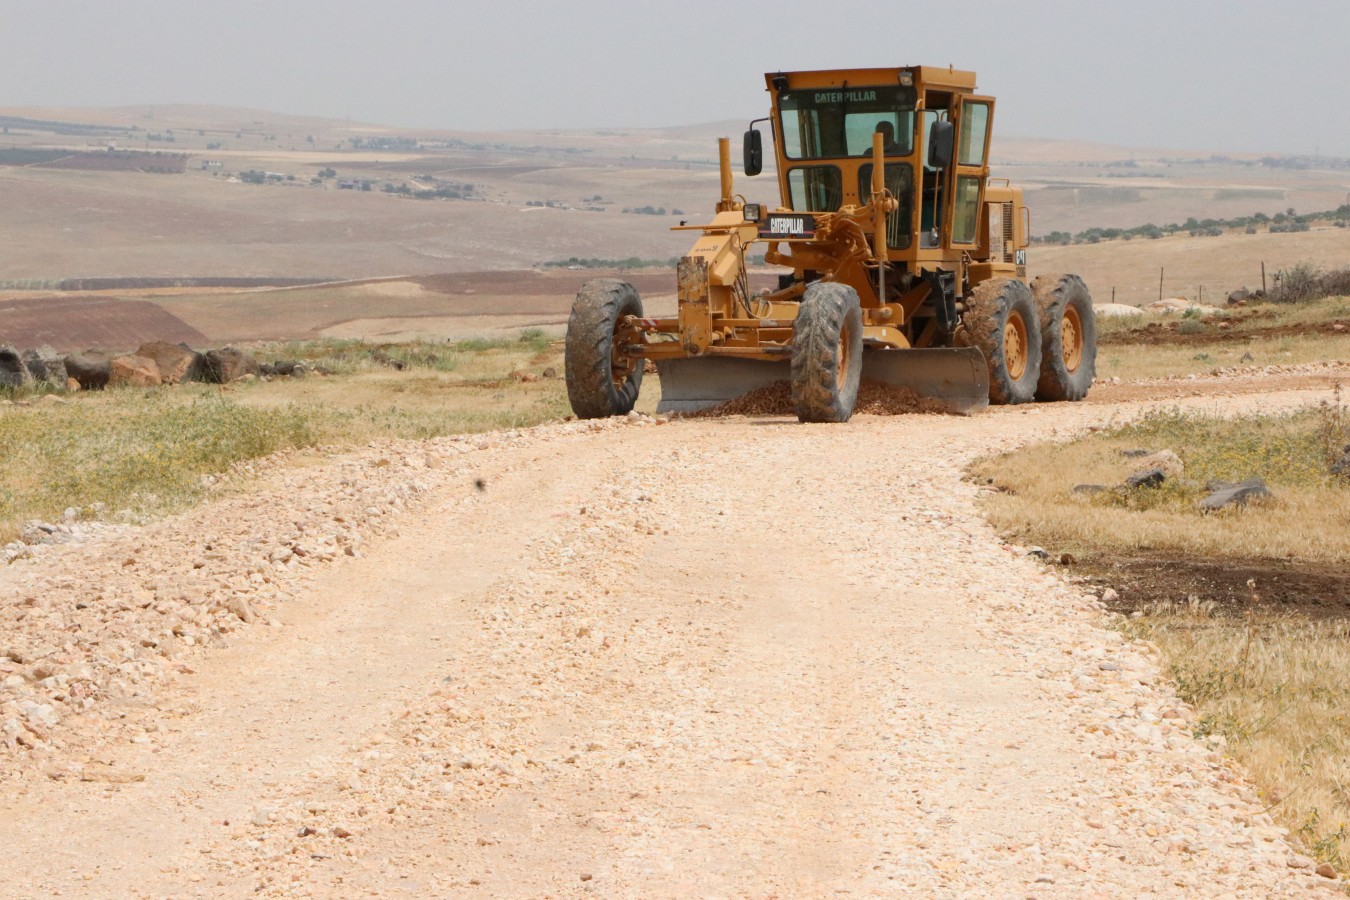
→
(1035, 204, 1350, 245)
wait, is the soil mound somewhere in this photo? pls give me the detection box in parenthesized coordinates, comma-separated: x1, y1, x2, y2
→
(688, 378, 956, 417)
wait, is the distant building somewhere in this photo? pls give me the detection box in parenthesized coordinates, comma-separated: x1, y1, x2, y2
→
(201, 160, 223, 170)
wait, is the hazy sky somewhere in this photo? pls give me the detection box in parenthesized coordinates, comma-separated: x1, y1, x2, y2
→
(3, 0, 1348, 155)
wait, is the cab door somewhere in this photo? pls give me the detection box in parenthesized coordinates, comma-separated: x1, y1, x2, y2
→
(945, 95, 995, 250)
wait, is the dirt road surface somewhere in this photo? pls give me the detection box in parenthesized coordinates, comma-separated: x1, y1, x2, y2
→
(1, 377, 1345, 898)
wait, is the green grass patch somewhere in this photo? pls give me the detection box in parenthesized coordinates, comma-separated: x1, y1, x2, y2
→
(256, 333, 554, 376)
(970, 399, 1350, 562)
(1, 335, 570, 543)
(1085, 405, 1348, 516)
(0, 394, 323, 540)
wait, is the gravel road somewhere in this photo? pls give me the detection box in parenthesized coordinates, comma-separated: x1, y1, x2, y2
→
(1, 373, 1346, 898)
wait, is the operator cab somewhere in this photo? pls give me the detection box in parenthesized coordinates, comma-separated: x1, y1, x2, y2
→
(746, 67, 995, 263)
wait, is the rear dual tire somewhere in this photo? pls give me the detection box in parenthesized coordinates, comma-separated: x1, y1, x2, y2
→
(1032, 273, 1097, 401)
(963, 278, 1042, 405)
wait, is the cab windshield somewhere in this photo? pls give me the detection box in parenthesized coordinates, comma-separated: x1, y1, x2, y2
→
(779, 85, 917, 160)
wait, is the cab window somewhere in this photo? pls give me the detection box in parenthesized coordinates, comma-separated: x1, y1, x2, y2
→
(958, 102, 990, 167)
(952, 175, 981, 244)
(779, 85, 917, 160)
(787, 166, 843, 212)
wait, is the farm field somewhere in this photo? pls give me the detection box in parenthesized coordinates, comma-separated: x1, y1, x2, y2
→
(2, 103, 1346, 290)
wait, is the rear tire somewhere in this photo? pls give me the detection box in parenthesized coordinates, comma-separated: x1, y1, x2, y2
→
(963, 278, 1041, 405)
(565, 279, 643, 418)
(1033, 273, 1097, 401)
(791, 282, 863, 422)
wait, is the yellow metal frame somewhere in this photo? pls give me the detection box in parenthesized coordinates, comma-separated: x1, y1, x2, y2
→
(619, 66, 1032, 364)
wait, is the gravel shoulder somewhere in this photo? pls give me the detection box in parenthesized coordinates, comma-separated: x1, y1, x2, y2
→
(1, 382, 1345, 897)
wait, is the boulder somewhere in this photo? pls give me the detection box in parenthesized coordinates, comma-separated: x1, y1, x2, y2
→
(0, 343, 34, 389)
(1135, 449, 1185, 479)
(1125, 468, 1166, 489)
(22, 346, 67, 385)
(65, 350, 112, 390)
(258, 360, 303, 378)
(1227, 289, 1251, 307)
(136, 341, 203, 384)
(202, 347, 260, 384)
(370, 349, 406, 371)
(108, 354, 163, 388)
(1331, 445, 1350, 480)
(1094, 303, 1144, 319)
(1198, 478, 1271, 511)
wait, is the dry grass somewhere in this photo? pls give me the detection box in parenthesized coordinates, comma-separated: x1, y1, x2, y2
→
(1091, 294, 1350, 381)
(1096, 296, 1350, 338)
(970, 401, 1350, 562)
(1124, 602, 1350, 871)
(1029, 229, 1350, 308)
(1096, 333, 1349, 382)
(973, 395, 1350, 870)
(0, 338, 568, 545)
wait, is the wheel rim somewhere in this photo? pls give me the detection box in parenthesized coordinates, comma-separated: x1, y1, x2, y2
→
(1061, 305, 1083, 373)
(1004, 311, 1028, 380)
(836, 314, 854, 392)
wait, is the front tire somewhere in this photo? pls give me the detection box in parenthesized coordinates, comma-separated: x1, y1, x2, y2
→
(791, 282, 863, 422)
(963, 278, 1042, 405)
(565, 279, 643, 418)
(1033, 273, 1097, 401)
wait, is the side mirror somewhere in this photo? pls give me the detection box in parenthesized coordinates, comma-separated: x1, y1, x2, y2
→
(743, 129, 763, 177)
(928, 120, 954, 170)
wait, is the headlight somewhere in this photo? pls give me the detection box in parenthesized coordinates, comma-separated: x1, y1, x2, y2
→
(743, 203, 763, 223)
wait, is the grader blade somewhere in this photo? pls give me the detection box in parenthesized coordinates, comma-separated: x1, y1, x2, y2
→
(655, 347, 991, 415)
(655, 357, 791, 414)
(861, 346, 990, 415)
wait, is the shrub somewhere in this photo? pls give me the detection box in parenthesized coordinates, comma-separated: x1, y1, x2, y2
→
(1270, 263, 1350, 303)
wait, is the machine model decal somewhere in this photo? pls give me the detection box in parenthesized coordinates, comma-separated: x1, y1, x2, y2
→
(813, 90, 878, 104)
(758, 214, 816, 239)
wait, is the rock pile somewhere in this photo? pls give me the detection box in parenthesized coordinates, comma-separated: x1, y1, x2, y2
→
(1075, 448, 1276, 511)
(0, 340, 305, 391)
(1226, 288, 1266, 307)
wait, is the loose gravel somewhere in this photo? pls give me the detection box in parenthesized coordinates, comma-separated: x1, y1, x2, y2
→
(0, 384, 1344, 897)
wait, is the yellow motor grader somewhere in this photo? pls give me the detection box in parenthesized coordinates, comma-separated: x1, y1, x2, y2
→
(565, 65, 1097, 421)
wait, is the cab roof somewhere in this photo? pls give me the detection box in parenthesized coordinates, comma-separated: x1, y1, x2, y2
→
(763, 66, 978, 94)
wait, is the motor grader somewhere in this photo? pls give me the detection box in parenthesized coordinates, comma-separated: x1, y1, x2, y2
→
(565, 65, 1097, 422)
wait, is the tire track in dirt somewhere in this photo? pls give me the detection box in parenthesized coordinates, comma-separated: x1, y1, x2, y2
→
(0, 422, 650, 896)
